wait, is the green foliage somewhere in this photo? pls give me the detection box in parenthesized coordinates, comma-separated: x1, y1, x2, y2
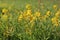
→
(0, 0, 60, 40)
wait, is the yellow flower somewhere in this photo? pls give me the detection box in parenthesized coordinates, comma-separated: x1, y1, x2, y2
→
(53, 5, 57, 9)
(29, 15, 33, 20)
(51, 17, 57, 23)
(34, 11, 41, 17)
(2, 8, 8, 14)
(18, 14, 23, 22)
(51, 17, 59, 26)
(26, 9, 32, 16)
(30, 16, 35, 23)
(55, 10, 60, 18)
(44, 11, 51, 18)
(46, 11, 51, 16)
(26, 4, 31, 9)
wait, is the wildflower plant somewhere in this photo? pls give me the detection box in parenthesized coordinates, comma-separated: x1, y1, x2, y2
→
(0, 0, 60, 40)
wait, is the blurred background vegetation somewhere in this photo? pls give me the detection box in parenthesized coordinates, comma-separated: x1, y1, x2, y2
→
(0, 0, 60, 9)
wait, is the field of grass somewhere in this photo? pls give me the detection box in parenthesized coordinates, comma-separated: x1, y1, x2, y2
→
(0, 0, 60, 40)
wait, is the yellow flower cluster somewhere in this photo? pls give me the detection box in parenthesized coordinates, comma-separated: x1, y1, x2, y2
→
(51, 9, 60, 26)
(17, 4, 60, 27)
(0, 4, 60, 39)
(0, 4, 60, 28)
(55, 9, 60, 18)
(34, 11, 41, 17)
(51, 17, 59, 26)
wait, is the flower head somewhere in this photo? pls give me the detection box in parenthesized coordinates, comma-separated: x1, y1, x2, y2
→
(51, 17, 59, 26)
(2, 8, 8, 14)
(53, 5, 57, 10)
(34, 11, 41, 17)
(18, 14, 23, 22)
(46, 11, 51, 16)
(26, 4, 31, 9)
(55, 9, 60, 18)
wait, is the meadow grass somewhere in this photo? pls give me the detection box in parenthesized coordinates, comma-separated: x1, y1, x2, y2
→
(0, 0, 60, 40)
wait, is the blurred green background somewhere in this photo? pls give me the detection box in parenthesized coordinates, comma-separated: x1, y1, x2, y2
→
(0, 0, 60, 9)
